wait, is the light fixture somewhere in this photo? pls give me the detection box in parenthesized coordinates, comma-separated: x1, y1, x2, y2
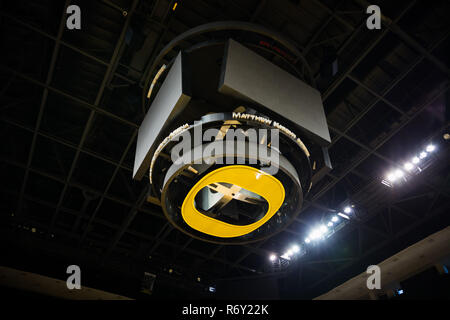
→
(403, 162, 413, 171)
(387, 169, 404, 182)
(309, 229, 322, 240)
(386, 172, 396, 181)
(280, 253, 291, 260)
(395, 169, 404, 179)
(337, 212, 350, 220)
(271, 206, 357, 264)
(382, 140, 441, 189)
(381, 179, 392, 187)
(425, 144, 435, 152)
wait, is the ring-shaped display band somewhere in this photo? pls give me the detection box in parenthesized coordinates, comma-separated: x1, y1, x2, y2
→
(160, 141, 303, 244)
(181, 165, 285, 238)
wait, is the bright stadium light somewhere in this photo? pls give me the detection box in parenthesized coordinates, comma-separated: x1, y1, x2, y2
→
(337, 212, 350, 220)
(382, 141, 439, 189)
(394, 169, 404, 179)
(327, 222, 333, 227)
(309, 229, 322, 240)
(404, 162, 414, 171)
(305, 238, 310, 243)
(331, 216, 339, 222)
(269, 254, 277, 261)
(280, 253, 291, 260)
(292, 244, 300, 253)
(344, 206, 352, 214)
(319, 225, 328, 234)
(386, 172, 396, 182)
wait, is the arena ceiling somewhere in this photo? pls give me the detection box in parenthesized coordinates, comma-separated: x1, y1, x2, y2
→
(0, 0, 449, 298)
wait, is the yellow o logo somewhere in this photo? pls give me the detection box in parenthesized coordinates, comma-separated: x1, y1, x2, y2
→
(181, 165, 285, 238)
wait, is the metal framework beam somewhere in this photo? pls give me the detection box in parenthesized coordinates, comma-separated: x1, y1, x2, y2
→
(215, 87, 449, 276)
(16, 0, 71, 219)
(0, 11, 139, 83)
(48, 0, 141, 236)
(0, 185, 257, 275)
(1, 0, 449, 282)
(307, 193, 449, 292)
(321, 1, 417, 101)
(354, 0, 450, 76)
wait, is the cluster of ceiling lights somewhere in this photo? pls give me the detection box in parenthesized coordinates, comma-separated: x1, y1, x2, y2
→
(382, 143, 437, 187)
(269, 206, 353, 263)
(269, 136, 446, 264)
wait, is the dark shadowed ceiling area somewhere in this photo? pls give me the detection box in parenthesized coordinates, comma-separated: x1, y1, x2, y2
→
(0, 0, 449, 299)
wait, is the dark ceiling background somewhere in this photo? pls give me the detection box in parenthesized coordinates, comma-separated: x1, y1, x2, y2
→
(0, 0, 449, 299)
